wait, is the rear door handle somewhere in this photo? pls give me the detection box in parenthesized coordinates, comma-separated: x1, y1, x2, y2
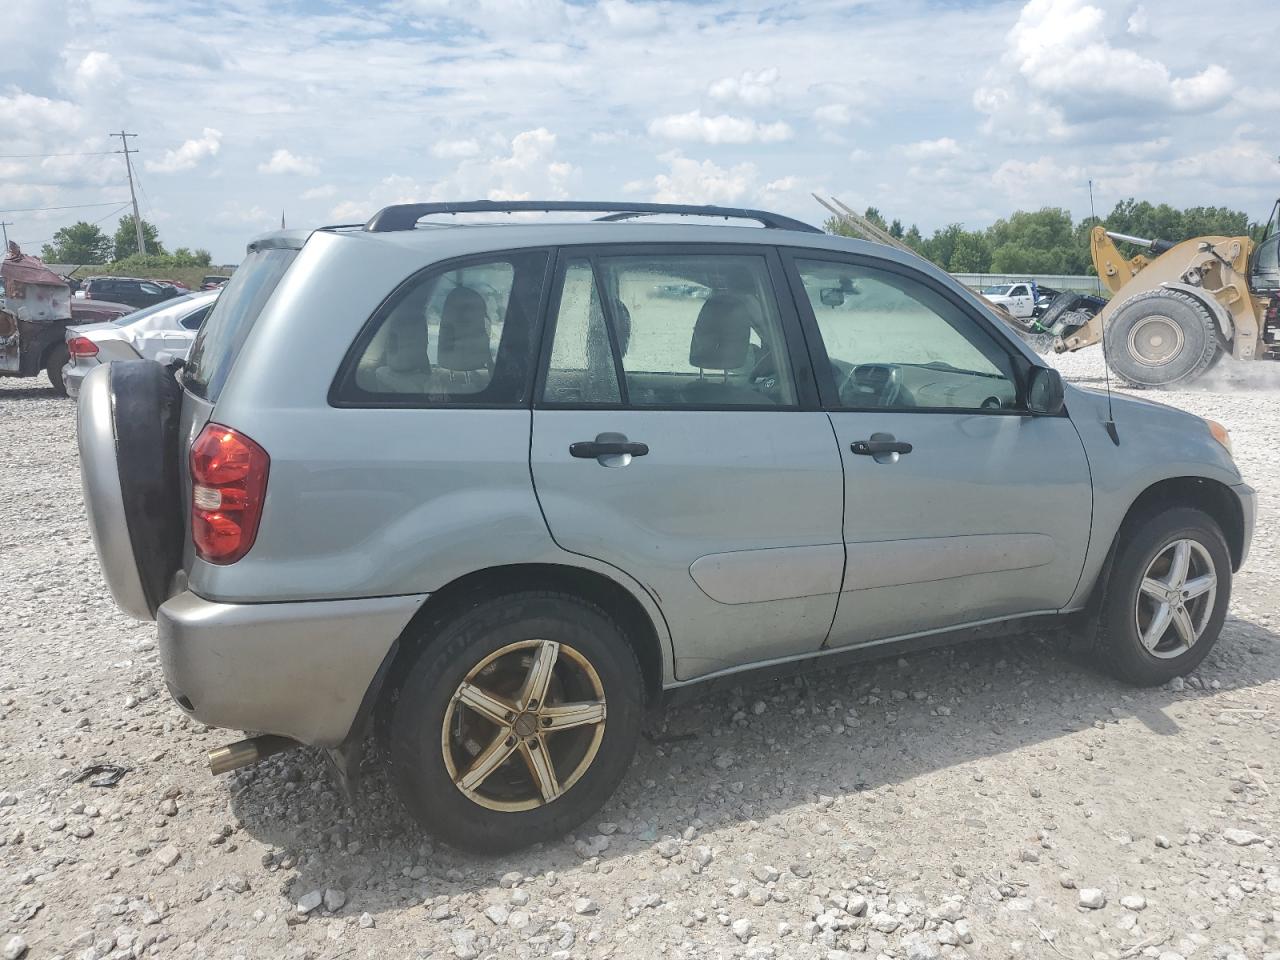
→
(851, 438, 912, 456)
(570, 432, 649, 463)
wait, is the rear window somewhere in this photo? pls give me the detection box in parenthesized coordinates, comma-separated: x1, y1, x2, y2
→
(114, 293, 198, 326)
(184, 248, 297, 400)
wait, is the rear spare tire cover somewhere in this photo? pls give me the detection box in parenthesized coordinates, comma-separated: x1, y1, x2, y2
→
(77, 360, 184, 619)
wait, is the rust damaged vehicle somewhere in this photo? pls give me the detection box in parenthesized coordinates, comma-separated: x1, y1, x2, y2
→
(0, 243, 131, 395)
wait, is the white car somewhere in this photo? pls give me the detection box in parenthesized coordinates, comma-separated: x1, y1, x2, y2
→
(62, 290, 219, 399)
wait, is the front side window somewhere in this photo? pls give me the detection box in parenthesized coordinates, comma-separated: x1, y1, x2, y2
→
(796, 258, 1019, 411)
(334, 250, 548, 406)
(542, 251, 795, 408)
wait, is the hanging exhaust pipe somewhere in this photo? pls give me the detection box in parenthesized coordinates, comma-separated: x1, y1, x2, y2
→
(208, 735, 298, 776)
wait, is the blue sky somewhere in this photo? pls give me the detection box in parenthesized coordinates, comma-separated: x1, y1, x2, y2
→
(2, 0, 1276, 263)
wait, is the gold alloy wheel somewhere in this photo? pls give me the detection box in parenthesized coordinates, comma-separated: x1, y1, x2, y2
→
(442, 639, 607, 812)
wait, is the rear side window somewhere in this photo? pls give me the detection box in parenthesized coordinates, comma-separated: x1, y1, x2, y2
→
(332, 250, 549, 407)
(185, 248, 297, 400)
(114, 294, 197, 326)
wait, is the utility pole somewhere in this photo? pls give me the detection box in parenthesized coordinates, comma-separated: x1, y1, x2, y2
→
(110, 131, 146, 256)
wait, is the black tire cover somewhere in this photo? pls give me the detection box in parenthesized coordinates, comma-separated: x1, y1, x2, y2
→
(109, 360, 184, 614)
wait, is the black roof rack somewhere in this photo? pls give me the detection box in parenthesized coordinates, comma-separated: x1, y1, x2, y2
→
(363, 200, 822, 234)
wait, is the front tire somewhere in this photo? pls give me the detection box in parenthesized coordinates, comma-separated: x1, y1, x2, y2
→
(1095, 507, 1231, 686)
(383, 591, 644, 854)
(45, 345, 69, 396)
(1103, 289, 1220, 388)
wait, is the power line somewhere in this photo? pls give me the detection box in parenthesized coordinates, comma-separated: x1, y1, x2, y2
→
(0, 200, 132, 213)
(0, 150, 119, 159)
(15, 202, 132, 252)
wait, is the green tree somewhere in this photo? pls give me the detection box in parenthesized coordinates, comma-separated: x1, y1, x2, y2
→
(948, 231, 991, 272)
(171, 248, 213, 267)
(39, 221, 112, 264)
(902, 224, 924, 251)
(888, 218, 904, 239)
(113, 215, 166, 260)
(987, 207, 1077, 273)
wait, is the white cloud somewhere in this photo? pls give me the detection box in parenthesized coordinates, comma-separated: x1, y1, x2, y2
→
(301, 184, 337, 200)
(258, 149, 319, 176)
(977, 0, 1234, 141)
(68, 51, 123, 98)
(648, 110, 792, 145)
(146, 128, 222, 173)
(0, 91, 82, 141)
(813, 104, 853, 129)
(431, 139, 481, 159)
(629, 152, 758, 205)
(708, 68, 780, 107)
(597, 0, 663, 34)
(901, 137, 962, 161)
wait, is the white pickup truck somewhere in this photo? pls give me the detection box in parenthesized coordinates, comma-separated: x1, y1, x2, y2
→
(981, 280, 1052, 319)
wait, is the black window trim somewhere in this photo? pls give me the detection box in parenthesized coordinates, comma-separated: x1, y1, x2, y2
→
(328, 247, 556, 410)
(533, 241, 821, 413)
(778, 247, 1046, 417)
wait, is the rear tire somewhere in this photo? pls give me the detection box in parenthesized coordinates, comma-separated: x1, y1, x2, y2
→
(1103, 289, 1220, 387)
(45, 345, 69, 396)
(1095, 507, 1230, 686)
(382, 591, 644, 854)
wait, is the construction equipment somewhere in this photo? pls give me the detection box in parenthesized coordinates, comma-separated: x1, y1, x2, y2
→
(1053, 199, 1280, 387)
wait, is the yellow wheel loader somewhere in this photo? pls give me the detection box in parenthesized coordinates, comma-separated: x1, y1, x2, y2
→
(1051, 199, 1280, 387)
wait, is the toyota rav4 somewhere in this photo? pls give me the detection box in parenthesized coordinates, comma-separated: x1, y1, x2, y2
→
(77, 201, 1254, 853)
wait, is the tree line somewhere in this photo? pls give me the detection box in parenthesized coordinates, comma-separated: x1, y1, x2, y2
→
(40, 216, 212, 269)
(827, 199, 1266, 275)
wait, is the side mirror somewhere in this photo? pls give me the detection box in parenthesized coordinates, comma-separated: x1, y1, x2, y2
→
(1027, 366, 1065, 415)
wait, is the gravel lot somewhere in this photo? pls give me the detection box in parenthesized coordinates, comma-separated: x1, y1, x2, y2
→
(1, 350, 1277, 960)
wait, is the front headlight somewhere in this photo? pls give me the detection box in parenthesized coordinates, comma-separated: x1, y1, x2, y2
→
(1205, 419, 1233, 457)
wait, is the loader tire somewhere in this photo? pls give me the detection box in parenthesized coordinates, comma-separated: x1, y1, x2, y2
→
(1103, 289, 1220, 388)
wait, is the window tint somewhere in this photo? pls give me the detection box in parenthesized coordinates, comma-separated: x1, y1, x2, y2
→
(1010, 285, 1028, 297)
(185, 248, 298, 401)
(335, 250, 548, 406)
(140, 282, 163, 296)
(543, 252, 795, 408)
(796, 258, 1019, 411)
(543, 259, 621, 404)
(180, 305, 212, 329)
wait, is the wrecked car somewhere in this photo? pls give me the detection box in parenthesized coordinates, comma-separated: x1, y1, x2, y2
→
(0, 243, 130, 395)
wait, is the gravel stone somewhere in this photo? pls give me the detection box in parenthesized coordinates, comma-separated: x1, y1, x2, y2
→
(1078, 888, 1106, 910)
(1120, 895, 1146, 911)
(296, 891, 323, 915)
(1222, 828, 1264, 846)
(2, 360, 1278, 960)
(2, 936, 27, 960)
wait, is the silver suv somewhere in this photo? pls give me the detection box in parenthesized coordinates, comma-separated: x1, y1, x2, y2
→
(78, 201, 1255, 853)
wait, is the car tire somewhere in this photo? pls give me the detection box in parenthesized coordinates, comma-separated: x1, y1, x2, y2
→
(45, 345, 69, 397)
(1095, 507, 1231, 686)
(1103, 289, 1220, 388)
(383, 591, 644, 854)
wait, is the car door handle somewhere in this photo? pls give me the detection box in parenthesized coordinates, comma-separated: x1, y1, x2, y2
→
(569, 435, 649, 459)
(851, 438, 913, 456)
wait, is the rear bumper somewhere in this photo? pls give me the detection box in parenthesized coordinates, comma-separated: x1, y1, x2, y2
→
(63, 358, 98, 399)
(1233, 482, 1256, 569)
(157, 590, 426, 747)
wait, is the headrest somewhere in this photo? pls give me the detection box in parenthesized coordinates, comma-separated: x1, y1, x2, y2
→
(438, 286, 491, 372)
(689, 293, 755, 370)
(385, 311, 430, 373)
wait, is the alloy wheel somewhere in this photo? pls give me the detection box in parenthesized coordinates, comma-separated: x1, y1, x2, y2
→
(1134, 538, 1217, 659)
(441, 639, 607, 812)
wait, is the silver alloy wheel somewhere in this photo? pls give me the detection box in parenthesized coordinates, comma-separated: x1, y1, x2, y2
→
(1134, 538, 1217, 659)
(1127, 315, 1185, 366)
